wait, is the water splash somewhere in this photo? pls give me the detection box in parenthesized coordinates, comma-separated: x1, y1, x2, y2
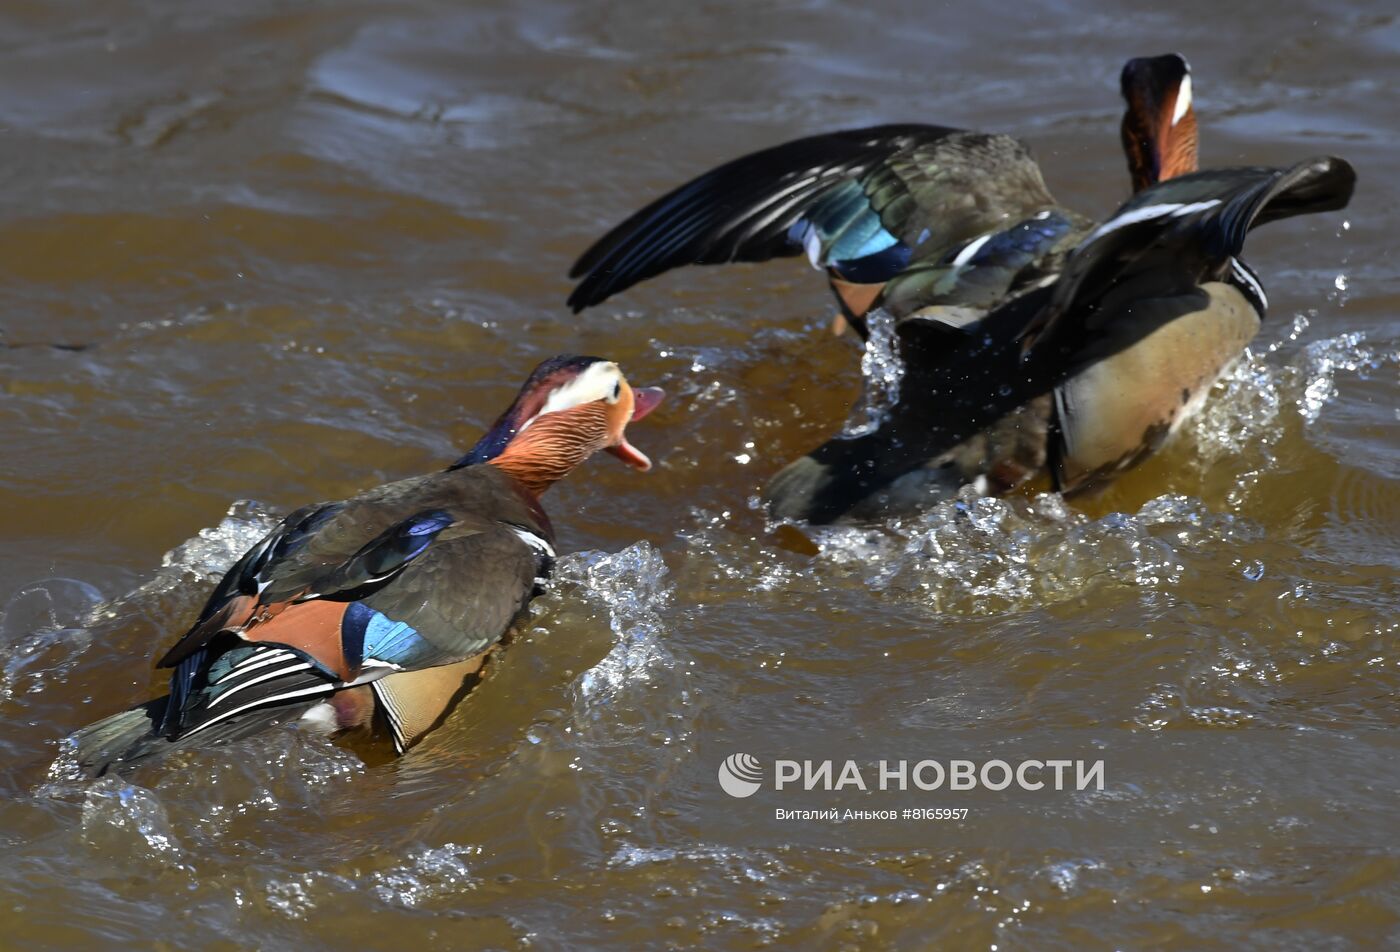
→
(265, 875, 320, 919)
(80, 777, 183, 862)
(1188, 325, 1398, 512)
(369, 843, 481, 908)
(843, 307, 903, 437)
(1296, 331, 1388, 424)
(564, 542, 674, 704)
(1257, 325, 1386, 428)
(89, 501, 281, 622)
(806, 490, 1254, 615)
(150, 729, 365, 838)
(0, 578, 104, 703)
(1043, 858, 1106, 894)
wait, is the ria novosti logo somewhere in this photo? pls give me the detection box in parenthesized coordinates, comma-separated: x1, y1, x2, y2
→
(718, 753, 1105, 796)
(717, 753, 764, 798)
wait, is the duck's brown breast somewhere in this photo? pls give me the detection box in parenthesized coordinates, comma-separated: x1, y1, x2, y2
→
(828, 274, 886, 325)
(1052, 282, 1260, 493)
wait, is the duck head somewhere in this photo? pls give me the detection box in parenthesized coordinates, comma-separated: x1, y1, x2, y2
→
(455, 355, 664, 495)
(1120, 53, 1198, 191)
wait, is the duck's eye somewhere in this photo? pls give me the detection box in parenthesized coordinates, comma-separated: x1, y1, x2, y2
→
(612, 380, 622, 401)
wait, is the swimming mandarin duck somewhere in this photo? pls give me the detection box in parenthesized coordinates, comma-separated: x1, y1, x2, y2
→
(566, 55, 1355, 523)
(68, 356, 664, 775)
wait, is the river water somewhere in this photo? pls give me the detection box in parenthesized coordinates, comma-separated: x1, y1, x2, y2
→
(1, 1, 1397, 948)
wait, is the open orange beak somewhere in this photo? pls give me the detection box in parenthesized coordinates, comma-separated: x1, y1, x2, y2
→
(606, 386, 664, 471)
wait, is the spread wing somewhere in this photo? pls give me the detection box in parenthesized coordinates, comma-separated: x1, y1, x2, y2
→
(1020, 156, 1356, 354)
(567, 124, 1058, 311)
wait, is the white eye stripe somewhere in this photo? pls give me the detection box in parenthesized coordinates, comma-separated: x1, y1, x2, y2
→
(518, 362, 624, 432)
(1171, 74, 1193, 126)
(535, 362, 623, 416)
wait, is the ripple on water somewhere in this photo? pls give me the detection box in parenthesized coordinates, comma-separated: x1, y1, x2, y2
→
(6, 310, 1394, 948)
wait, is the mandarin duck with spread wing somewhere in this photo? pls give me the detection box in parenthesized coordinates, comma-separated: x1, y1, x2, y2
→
(569, 54, 1200, 332)
(567, 56, 1351, 522)
(68, 356, 664, 774)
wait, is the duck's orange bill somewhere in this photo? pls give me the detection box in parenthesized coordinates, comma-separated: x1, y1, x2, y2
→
(607, 386, 664, 471)
(630, 386, 664, 421)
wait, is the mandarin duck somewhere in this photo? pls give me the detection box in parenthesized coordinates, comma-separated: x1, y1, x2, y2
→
(566, 56, 1351, 523)
(569, 54, 1200, 332)
(68, 356, 664, 775)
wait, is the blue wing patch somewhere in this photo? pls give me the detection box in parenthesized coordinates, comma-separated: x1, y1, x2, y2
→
(788, 181, 908, 278)
(343, 601, 439, 671)
(942, 211, 1075, 271)
(831, 242, 914, 283)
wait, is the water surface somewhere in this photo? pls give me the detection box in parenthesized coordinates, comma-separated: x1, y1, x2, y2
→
(1, 1, 1397, 948)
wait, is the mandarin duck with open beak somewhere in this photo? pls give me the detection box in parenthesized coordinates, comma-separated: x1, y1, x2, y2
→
(566, 55, 1353, 523)
(68, 356, 663, 775)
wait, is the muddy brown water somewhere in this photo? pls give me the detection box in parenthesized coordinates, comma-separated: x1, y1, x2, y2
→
(1, 1, 1397, 949)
